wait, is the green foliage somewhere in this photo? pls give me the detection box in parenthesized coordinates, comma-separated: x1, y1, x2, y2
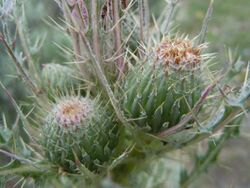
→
(0, 0, 249, 187)
(128, 157, 182, 188)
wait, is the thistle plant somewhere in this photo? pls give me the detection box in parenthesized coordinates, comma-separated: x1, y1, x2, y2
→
(0, 0, 249, 187)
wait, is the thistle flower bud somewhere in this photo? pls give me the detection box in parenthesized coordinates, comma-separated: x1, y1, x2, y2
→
(41, 63, 80, 93)
(155, 38, 202, 71)
(123, 37, 205, 134)
(43, 96, 119, 172)
(53, 97, 93, 130)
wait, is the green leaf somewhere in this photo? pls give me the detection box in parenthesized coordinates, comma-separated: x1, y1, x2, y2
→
(128, 157, 181, 188)
(0, 114, 12, 144)
(0, 127, 12, 144)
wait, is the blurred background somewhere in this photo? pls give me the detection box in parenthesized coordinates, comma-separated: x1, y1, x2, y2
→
(0, 0, 250, 187)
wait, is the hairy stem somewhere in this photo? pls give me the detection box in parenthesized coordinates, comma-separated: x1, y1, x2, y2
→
(0, 149, 34, 165)
(195, 0, 214, 46)
(160, 0, 178, 35)
(62, 1, 81, 62)
(0, 33, 39, 94)
(0, 164, 52, 176)
(80, 32, 129, 127)
(112, 0, 125, 80)
(61, 0, 90, 79)
(16, 3, 39, 82)
(91, 0, 101, 62)
(138, 0, 149, 43)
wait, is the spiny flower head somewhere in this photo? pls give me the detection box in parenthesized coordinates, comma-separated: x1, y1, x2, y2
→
(43, 96, 120, 172)
(52, 96, 93, 129)
(155, 38, 202, 71)
(122, 38, 207, 134)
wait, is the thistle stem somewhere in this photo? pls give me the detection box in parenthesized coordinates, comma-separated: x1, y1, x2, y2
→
(0, 149, 34, 165)
(138, 0, 149, 43)
(161, 0, 178, 35)
(181, 127, 235, 188)
(91, 0, 101, 62)
(80, 32, 129, 127)
(195, 0, 214, 46)
(0, 33, 39, 94)
(62, 1, 81, 62)
(112, 0, 125, 80)
(61, 0, 90, 79)
(16, 5, 39, 82)
(0, 164, 52, 176)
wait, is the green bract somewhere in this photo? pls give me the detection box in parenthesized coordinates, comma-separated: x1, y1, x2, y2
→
(41, 63, 80, 92)
(123, 38, 205, 134)
(42, 96, 119, 172)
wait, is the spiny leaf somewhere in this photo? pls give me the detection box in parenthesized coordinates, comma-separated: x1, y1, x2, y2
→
(0, 81, 31, 143)
(195, 0, 214, 46)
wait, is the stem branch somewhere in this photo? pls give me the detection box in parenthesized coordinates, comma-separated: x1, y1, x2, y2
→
(91, 0, 101, 62)
(112, 0, 125, 79)
(0, 33, 39, 94)
(80, 32, 129, 127)
(156, 84, 215, 138)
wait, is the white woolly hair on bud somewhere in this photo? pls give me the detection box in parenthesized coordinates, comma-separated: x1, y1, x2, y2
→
(52, 96, 94, 130)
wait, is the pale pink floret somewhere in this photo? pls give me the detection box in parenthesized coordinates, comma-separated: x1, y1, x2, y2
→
(53, 97, 93, 129)
(155, 38, 202, 71)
